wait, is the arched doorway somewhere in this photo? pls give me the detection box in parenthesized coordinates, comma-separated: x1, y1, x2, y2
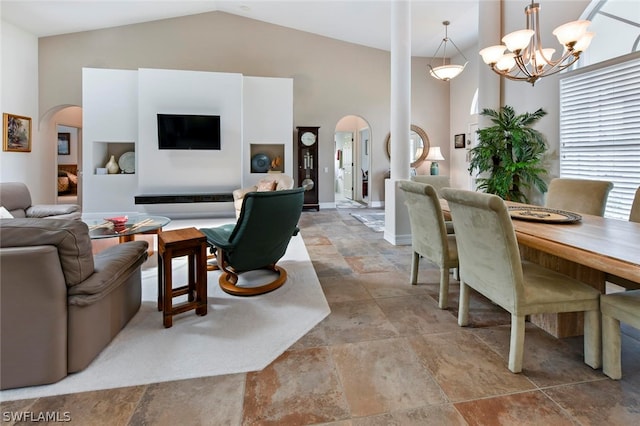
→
(42, 105, 83, 206)
(334, 115, 371, 208)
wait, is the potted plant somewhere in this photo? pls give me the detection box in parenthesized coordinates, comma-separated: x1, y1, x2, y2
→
(468, 105, 549, 203)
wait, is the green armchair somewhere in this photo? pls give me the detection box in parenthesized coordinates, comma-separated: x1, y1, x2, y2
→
(201, 187, 304, 296)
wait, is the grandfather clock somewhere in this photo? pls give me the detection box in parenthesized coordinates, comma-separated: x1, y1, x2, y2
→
(297, 126, 320, 211)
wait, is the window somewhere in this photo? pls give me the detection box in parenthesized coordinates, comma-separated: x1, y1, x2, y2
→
(559, 55, 640, 219)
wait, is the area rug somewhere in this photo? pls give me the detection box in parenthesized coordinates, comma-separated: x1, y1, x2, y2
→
(1, 218, 330, 402)
(350, 212, 385, 232)
(336, 198, 368, 209)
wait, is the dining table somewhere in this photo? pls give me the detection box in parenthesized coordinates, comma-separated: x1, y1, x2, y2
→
(440, 199, 640, 338)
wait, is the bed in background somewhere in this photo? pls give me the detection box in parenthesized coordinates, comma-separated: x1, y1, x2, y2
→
(58, 164, 78, 195)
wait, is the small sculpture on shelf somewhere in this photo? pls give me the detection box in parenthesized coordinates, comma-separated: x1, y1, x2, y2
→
(105, 155, 120, 174)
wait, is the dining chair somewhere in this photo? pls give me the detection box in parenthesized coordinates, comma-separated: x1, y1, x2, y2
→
(399, 180, 458, 309)
(629, 187, 640, 223)
(545, 177, 613, 216)
(605, 186, 640, 289)
(601, 290, 640, 379)
(410, 175, 450, 197)
(441, 188, 602, 373)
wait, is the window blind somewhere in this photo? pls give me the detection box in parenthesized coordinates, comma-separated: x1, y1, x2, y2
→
(559, 56, 640, 220)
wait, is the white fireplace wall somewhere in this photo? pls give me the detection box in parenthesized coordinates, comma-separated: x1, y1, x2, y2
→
(82, 67, 293, 217)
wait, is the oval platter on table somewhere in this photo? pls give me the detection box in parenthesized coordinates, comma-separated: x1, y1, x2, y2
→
(251, 153, 270, 173)
(508, 206, 582, 224)
(118, 151, 135, 173)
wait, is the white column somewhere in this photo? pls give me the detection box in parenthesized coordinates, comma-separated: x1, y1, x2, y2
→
(384, 0, 412, 246)
(390, 0, 411, 178)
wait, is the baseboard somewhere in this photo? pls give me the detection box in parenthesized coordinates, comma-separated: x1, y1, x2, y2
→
(383, 231, 411, 246)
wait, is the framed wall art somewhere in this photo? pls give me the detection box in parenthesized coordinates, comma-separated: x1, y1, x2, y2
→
(58, 132, 71, 155)
(454, 133, 466, 149)
(3, 113, 32, 152)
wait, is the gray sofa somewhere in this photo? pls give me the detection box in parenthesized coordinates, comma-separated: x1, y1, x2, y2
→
(0, 181, 81, 219)
(0, 218, 148, 390)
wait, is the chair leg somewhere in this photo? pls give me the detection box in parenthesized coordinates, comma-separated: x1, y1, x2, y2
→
(410, 251, 419, 285)
(508, 314, 526, 373)
(458, 280, 470, 326)
(438, 267, 449, 309)
(583, 309, 602, 369)
(602, 313, 622, 380)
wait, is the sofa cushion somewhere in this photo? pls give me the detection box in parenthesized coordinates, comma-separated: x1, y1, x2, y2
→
(256, 179, 277, 192)
(0, 182, 31, 216)
(27, 204, 80, 218)
(0, 218, 94, 286)
(68, 240, 148, 306)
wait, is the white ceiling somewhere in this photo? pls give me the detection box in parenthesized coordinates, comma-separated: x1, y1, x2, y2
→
(0, 0, 480, 57)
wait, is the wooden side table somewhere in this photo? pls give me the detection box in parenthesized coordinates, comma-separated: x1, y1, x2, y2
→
(157, 227, 208, 328)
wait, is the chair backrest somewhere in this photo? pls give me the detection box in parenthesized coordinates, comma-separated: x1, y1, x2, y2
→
(441, 188, 524, 311)
(399, 180, 449, 263)
(0, 182, 32, 217)
(410, 175, 450, 197)
(629, 187, 640, 223)
(545, 178, 613, 216)
(227, 187, 304, 271)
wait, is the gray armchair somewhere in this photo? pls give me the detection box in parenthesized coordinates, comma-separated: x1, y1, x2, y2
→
(0, 181, 80, 219)
(0, 218, 148, 389)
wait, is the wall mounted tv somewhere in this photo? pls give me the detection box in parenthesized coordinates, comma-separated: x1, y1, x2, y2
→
(157, 114, 221, 150)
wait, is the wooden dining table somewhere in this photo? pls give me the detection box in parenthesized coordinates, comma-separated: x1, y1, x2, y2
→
(440, 199, 640, 338)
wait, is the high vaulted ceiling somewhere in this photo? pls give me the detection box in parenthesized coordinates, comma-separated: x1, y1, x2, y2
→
(0, 0, 480, 57)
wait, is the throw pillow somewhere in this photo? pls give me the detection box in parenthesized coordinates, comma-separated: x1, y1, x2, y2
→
(0, 206, 14, 218)
(256, 179, 277, 192)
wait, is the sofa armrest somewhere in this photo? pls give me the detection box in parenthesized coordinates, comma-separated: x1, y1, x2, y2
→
(1, 246, 68, 389)
(67, 240, 149, 306)
(27, 204, 80, 219)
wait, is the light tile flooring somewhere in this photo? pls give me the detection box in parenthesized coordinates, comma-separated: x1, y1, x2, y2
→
(2, 207, 640, 425)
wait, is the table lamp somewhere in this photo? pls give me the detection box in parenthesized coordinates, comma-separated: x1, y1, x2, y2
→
(426, 147, 445, 175)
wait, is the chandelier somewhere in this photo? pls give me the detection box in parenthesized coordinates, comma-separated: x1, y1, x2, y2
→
(479, 1, 594, 86)
(428, 21, 468, 81)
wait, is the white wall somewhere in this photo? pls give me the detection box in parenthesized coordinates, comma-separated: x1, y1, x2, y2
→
(82, 68, 138, 213)
(0, 22, 47, 201)
(242, 76, 294, 187)
(81, 67, 292, 217)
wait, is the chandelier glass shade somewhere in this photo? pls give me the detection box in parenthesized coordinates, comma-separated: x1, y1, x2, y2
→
(428, 21, 468, 81)
(479, 1, 594, 85)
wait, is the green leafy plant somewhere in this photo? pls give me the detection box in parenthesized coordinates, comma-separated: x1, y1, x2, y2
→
(468, 105, 549, 203)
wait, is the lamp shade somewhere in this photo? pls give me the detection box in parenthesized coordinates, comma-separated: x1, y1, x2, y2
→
(426, 147, 445, 161)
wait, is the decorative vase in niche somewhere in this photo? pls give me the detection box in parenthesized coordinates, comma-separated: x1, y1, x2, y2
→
(105, 155, 120, 174)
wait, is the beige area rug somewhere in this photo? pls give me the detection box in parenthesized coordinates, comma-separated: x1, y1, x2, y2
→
(1, 218, 330, 402)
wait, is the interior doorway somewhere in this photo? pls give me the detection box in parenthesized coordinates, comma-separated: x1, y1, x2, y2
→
(334, 115, 371, 208)
(50, 106, 83, 206)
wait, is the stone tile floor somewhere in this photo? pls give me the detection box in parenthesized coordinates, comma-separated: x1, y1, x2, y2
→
(2, 208, 639, 425)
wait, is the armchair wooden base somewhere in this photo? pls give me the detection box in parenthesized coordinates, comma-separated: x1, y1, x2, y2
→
(217, 249, 287, 296)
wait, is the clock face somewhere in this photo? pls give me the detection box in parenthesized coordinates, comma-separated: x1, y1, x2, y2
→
(301, 131, 317, 146)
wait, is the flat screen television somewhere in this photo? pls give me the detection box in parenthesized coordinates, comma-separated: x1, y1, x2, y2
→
(157, 114, 221, 150)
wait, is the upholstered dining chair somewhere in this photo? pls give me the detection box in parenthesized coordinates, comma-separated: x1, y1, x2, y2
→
(399, 180, 458, 309)
(545, 177, 613, 216)
(200, 187, 304, 296)
(441, 188, 602, 373)
(601, 290, 640, 379)
(410, 175, 451, 197)
(629, 186, 640, 223)
(606, 187, 640, 290)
